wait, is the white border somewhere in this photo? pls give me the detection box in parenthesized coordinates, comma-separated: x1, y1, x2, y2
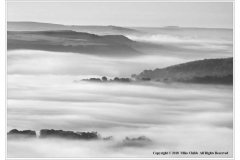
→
(2, 1, 237, 160)
(1, 0, 6, 160)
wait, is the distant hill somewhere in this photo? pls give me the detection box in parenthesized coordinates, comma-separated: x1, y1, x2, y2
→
(7, 21, 143, 35)
(7, 21, 66, 31)
(132, 58, 233, 80)
(107, 25, 141, 34)
(7, 30, 142, 57)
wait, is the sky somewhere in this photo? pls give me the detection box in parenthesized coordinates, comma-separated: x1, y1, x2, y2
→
(7, 2, 233, 28)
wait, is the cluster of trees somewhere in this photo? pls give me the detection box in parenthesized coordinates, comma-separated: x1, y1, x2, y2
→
(7, 129, 152, 146)
(40, 129, 100, 140)
(120, 136, 152, 147)
(81, 76, 152, 83)
(8, 129, 109, 141)
(7, 129, 36, 139)
(79, 74, 233, 85)
(123, 136, 151, 143)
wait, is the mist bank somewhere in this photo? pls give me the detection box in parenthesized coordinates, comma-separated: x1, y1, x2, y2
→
(7, 136, 232, 158)
(7, 26, 233, 158)
(8, 50, 233, 79)
(8, 75, 233, 157)
(7, 48, 233, 157)
(7, 50, 188, 77)
(7, 128, 230, 158)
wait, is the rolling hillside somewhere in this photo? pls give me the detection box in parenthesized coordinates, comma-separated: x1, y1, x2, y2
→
(7, 30, 142, 57)
(132, 58, 233, 81)
(7, 21, 143, 35)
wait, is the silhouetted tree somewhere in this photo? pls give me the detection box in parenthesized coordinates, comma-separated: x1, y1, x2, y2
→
(114, 77, 120, 81)
(102, 76, 107, 81)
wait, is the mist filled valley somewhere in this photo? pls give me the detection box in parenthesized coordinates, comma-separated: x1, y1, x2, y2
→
(7, 21, 233, 158)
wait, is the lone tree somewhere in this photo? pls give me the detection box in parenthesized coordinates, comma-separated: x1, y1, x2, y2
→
(114, 77, 120, 81)
(102, 76, 107, 81)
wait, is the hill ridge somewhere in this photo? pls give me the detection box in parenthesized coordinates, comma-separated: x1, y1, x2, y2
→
(132, 57, 233, 80)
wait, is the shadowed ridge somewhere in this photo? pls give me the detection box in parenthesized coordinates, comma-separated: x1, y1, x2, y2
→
(7, 21, 144, 35)
(8, 30, 135, 42)
(133, 57, 233, 80)
(108, 25, 140, 32)
(7, 30, 142, 57)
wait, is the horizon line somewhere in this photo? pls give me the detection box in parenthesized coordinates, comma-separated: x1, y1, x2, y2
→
(7, 21, 233, 30)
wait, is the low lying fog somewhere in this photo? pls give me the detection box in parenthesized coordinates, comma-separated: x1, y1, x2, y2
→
(7, 75, 233, 157)
(7, 50, 233, 158)
(7, 50, 189, 77)
(126, 33, 232, 58)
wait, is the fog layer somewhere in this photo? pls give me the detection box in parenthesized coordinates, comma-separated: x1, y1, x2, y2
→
(8, 74, 233, 157)
(8, 50, 188, 77)
(7, 26, 233, 158)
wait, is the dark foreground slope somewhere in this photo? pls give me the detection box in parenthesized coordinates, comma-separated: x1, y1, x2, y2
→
(132, 58, 233, 84)
(7, 30, 142, 57)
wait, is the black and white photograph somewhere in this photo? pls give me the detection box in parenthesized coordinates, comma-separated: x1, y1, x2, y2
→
(5, 1, 235, 158)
